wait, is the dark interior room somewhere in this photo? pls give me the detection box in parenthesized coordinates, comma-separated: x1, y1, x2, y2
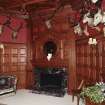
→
(0, 0, 105, 105)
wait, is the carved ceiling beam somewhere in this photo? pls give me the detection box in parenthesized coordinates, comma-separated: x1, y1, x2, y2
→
(7, 0, 48, 9)
(0, 9, 29, 19)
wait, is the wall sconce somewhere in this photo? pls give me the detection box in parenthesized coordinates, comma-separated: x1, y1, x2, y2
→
(88, 38, 97, 45)
(0, 43, 4, 55)
(0, 43, 4, 63)
(47, 53, 52, 61)
(0, 24, 3, 35)
(0, 43, 4, 49)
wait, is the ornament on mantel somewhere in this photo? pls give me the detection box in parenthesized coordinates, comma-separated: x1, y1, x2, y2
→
(47, 53, 52, 61)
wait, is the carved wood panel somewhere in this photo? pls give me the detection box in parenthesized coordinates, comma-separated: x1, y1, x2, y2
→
(31, 8, 77, 93)
(76, 36, 102, 87)
(31, 30, 76, 93)
(102, 40, 105, 82)
(32, 35, 69, 67)
(0, 43, 27, 89)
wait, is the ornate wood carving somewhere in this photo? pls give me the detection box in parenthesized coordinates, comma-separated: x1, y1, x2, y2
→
(0, 43, 27, 89)
(76, 35, 105, 87)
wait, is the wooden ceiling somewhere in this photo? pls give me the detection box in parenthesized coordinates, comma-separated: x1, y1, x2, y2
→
(0, 0, 83, 12)
(0, 0, 48, 9)
(0, 0, 86, 19)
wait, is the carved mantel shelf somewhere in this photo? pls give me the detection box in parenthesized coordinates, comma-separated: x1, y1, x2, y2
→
(31, 59, 69, 68)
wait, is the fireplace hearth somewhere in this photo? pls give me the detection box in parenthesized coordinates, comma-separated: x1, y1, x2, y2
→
(32, 67, 67, 97)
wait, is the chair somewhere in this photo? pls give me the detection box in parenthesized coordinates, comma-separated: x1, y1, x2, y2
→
(72, 80, 84, 105)
(0, 75, 17, 96)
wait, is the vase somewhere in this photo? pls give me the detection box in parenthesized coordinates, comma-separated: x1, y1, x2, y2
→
(85, 97, 105, 105)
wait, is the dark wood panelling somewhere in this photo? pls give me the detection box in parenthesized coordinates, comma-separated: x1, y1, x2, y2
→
(27, 6, 77, 93)
(31, 14, 76, 93)
(0, 43, 27, 89)
(25, 18, 34, 89)
(32, 36, 69, 66)
(26, 70, 34, 89)
(102, 39, 105, 82)
(76, 35, 105, 87)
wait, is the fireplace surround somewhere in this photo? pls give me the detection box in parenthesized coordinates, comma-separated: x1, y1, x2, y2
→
(32, 67, 67, 97)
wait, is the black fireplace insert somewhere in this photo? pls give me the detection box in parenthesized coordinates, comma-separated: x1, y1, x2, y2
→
(32, 67, 67, 97)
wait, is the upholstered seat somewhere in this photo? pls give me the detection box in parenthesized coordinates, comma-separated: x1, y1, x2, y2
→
(0, 75, 17, 95)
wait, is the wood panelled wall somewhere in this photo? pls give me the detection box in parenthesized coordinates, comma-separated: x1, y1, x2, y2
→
(31, 6, 77, 93)
(0, 43, 27, 89)
(31, 31, 76, 93)
(76, 35, 105, 87)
